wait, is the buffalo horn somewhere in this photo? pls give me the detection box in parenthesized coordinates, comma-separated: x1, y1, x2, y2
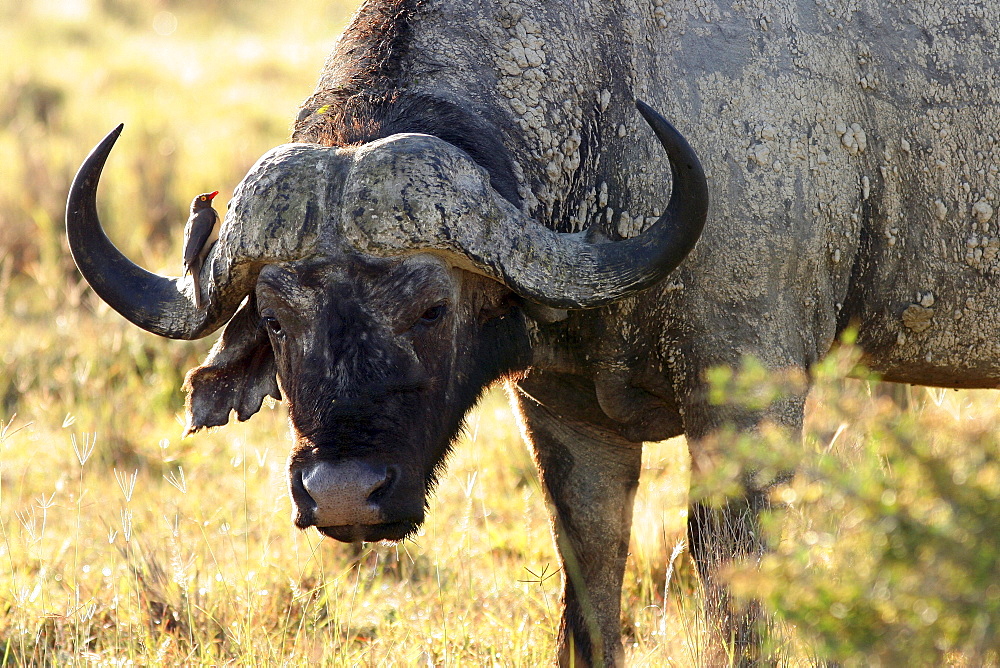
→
(501, 100, 709, 308)
(344, 100, 708, 309)
(66, 124, 235, 339)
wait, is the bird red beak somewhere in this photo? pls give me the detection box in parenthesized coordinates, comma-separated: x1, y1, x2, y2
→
(207, 191, 219, 200)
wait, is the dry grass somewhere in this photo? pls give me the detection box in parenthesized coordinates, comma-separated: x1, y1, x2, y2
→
(0, 332, 697, 665)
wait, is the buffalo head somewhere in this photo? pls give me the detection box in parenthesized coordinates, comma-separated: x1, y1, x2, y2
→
(66, 101, 707, 542)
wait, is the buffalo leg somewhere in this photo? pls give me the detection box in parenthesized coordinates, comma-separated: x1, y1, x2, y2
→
(513, 390, 642, 667)
(684, 384, 806, 665)
(687, 483, 774, 665)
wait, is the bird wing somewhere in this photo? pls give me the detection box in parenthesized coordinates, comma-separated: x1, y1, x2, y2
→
(183, 208, 219, 269)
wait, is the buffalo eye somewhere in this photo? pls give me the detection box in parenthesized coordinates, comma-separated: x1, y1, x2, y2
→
(260, 311, 283, 337)
(418, 303, 447, 325)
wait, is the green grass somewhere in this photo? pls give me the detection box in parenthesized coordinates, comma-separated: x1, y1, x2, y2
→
(3, 1, 998, 665)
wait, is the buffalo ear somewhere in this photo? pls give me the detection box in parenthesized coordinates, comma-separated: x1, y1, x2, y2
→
(183, 294, 280, 435)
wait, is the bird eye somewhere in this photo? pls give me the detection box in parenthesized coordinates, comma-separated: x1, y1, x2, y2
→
(200, 196, 207, 201)
(419, 304, 446, 324)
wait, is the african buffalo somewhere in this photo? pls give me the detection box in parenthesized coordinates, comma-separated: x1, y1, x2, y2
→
(67, 0, 1000, 665)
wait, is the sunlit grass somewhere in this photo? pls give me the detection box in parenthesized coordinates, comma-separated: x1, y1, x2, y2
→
(0, 380, 559, 664)
(0, 270, 696, 663)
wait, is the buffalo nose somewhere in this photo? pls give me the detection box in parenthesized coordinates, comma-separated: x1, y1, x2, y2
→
(299, 460, 394, 527)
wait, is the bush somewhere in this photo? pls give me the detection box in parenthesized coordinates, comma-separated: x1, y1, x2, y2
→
(703, 342, 1000, 665)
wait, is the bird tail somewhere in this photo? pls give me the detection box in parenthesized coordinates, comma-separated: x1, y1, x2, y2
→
(191, 272, 203, 309)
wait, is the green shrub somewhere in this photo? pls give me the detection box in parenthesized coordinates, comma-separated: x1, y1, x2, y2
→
(703, 342, 1000, 665)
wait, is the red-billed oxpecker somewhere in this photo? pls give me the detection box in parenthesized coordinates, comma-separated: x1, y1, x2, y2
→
(182, 191, 219, 308)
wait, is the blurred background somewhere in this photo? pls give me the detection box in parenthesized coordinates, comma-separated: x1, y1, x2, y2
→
(2, 0, 347, 296)
(1, 0, 354, 451)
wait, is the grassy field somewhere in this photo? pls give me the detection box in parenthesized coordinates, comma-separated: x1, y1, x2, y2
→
(2, 1, 998, 665)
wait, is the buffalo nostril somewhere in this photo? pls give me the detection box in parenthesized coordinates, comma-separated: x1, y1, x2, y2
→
(366, 465, 397, 504)
(291, 469, 309, 499)
(290, 469, 318, 528)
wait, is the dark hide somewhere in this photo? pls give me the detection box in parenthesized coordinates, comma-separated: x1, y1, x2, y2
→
(208, 257, 533, 537)
(292, 1, 521, 204)
(296, 91, 522, 206)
